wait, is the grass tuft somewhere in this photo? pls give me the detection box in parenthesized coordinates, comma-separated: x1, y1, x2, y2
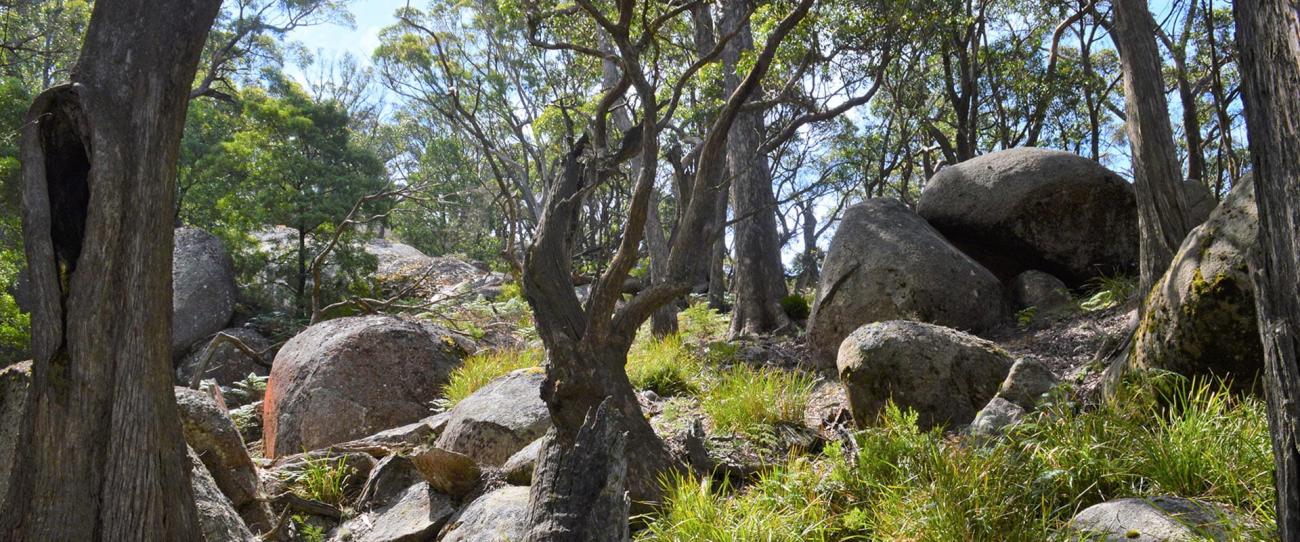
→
(628, 334, 704, 397)
(439, 347, 543, 407)
(701, 365, 814, 436)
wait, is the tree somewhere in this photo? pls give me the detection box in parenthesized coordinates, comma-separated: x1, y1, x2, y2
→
(0, 0, 222, 538)
(1111, 0, 1193, 296)
(1232, 1, 1300, 538)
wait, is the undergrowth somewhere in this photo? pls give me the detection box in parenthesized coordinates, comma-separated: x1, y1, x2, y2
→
(638, 373, 1273, 541)
(292, 455, 352, 508)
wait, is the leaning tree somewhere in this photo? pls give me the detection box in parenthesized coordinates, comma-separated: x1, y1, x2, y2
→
(1232, 1, 1300, 539)
(0, 0, 222, 539)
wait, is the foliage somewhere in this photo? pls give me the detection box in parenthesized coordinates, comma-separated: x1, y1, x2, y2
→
(293, 515, 327, 542)
(627, 334, 704, 397)
(439, 347, 543, 408)
(679, 303, 731, 342)
(640, 375, 1273, 541)
(701, 366, 814, 437)
(292, 455, 352, 507)
(1080, 274, 1139, 311)
(779, 294, 811, 321)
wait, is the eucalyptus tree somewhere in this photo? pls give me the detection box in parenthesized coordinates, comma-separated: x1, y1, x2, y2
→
(1233, 1, 1300, 538)
(1, 0, 222, 537)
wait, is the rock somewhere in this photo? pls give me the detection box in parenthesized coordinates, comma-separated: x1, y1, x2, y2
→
(189, 447, 259, 542)
(1182, 180, 1218, 227)
(333, 482, 456, 542)
(356, 455, 425, 511)
(173, 227, 238, 356)
(502, 438, 545, 486)
(996, 358, 1058, 409)
(808, 199, 1008, 367)
(0, 361, 31, 511)
(803, 381, 851, 440)
(968, 397, 1025, 437)
(1008, 270, 1072, 311)
(1070, 496, 1257, 541)
(176, 327, 274, 389)
(174, 387, 274, 532)
(263, 315, 470, 457)
(837, 321, 1014, 430)
(435, 368, 551, 467)
(1129, 180, 1262, 390)
(366, 239, 509, 303)
(917, 147, 1138, 285)
(439, 485, 531, 542)
(328, 412, 450, 458)
(410, 446, 481, 498)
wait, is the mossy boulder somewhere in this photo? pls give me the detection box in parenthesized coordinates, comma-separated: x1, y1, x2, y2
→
(1130, 179, 1262, 390)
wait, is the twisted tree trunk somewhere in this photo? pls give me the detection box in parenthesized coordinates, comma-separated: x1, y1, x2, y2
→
(1232, 2, 1300, 539)
(1, 0, 222, 539)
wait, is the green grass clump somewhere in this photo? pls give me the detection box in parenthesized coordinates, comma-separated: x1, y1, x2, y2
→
(293, 455, 352, 507)
(641, 375, 1274, 541)
(679, 302, 730, 341)
(701, 365, 814, 436)
(1079, 273, 1138, 311)
(780, 294, 811, 321)
(440, 347, 543, 407)
(628, 334, 704, 397)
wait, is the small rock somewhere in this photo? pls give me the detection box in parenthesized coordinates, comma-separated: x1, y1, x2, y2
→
(334, 482, 456, 542)
(356, 455, 424, 511)
(1008, 270, 1072, 312)
(968, 397, 1026, 437)
(502, 438, 545, 486)
(997, 358, 1059, 409)
(838, 321, 1014, 430)
(1070, 496, 1258, 541)
(410, 447, 481, 498)
(439, 485, 531, 542)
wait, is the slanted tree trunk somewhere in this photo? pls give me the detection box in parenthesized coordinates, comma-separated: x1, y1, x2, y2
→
(1232, 3, 1300, 538)
(1, 0, 222, 539)
(1112, 0, 1193, 296)
(720, 0, 790, 337)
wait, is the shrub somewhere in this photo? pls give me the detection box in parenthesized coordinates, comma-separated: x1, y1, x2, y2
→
(680, 302, 729, 342)
(1079, 273, 1138, 311)
(780, 294, 811, 321)
(439, 347, 543, 407)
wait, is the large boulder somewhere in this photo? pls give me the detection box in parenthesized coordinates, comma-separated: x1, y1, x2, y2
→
(435, 369, 551, 467)
(1069, 496, 1259, 541)
(808, 199, 1008, 366)
(176, 327, 274, 388)
(0, 361, 30, 511)
(1007, 270, 1071, 311)
(1129, 180, 1262, 390)
(439, 485, 531, 542)
(332, 482, 456, 542)
(837, 321, 1014, 430)
(263, 315, 470, 457)
(917, 148, 1138, 285)
(175, 387, 274, 532)
(173, 227, 238, 356)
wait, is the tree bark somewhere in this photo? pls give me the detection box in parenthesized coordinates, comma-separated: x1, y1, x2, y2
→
(720, 0, 790, 338)
(1112, 0, 1193, 296)
(1, 0, 222, 539)
(1233, 2, 1300, 539)
(524, 398, 630, 542)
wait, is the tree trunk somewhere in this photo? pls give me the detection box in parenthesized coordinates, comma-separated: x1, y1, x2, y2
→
(1112, 0, 1193, 296)
(721, 0, 789, 337)
(707, 187, 729, 312)
(1, 0, 222, 539)
(524, 398, 629, 542)
(793, 199, 819, 292)
(1233, 3, 1300, 539)
(646, 190, 679, 338)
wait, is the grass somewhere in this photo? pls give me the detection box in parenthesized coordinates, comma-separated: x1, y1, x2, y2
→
(439, 347, 543, 407)
(628, 334, 704, 397)
(639, 374, 1274, 541)
(293, 455, 352, 508)
(701, 365, 815, 436)
(1079, 273, 1139, 312)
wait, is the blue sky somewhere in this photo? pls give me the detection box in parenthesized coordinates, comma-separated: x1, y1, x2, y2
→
(287, 0, 408, 75)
